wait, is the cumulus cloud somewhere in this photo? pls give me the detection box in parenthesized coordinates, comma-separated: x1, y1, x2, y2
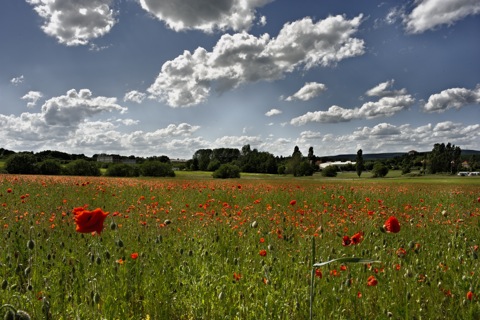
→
(10, 75, 24, 85)
(139, 0, 272, 33)
(404, 0, 480, 34)
(365, 79, 407, 97)
(423, 86, 480, 112)
(147, 14, 365, 107)
(22, 91, 43, 108)
(285, 82, 327, 101)
(41, 89, 126, 126)
(124, 90, 147, 104)
(265, 109, 282, 116)
(290, 94, 414, 125)
(26, 0, 117, 46)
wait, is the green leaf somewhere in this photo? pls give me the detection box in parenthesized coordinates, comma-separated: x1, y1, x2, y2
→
(313, 257, 380, 267)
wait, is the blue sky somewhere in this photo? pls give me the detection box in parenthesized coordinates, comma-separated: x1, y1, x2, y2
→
(1, 0, 479, 159)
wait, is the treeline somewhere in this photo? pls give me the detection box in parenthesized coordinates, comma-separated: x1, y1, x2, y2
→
(1, 142, 479, 178)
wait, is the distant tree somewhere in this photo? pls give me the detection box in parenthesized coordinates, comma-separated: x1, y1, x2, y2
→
(372, 162, 389, 178)
(141, 161, 175, 177)
(5, 153, 37, 174)
(207, 159, 221, 171)
(38, 159, 62, 175)
(307, 147, 315, 163)
(193, 149, 213, 171)
(64, 159, 101, 176)
(428, 143, 461, 174)
(355, 149, 364, 177)
(212, 164, 241, 179)
(321, 165, 338, 177)
(105, 163, 140, 177)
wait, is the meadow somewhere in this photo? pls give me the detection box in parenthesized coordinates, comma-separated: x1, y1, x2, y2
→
(1, 173, 479, 319)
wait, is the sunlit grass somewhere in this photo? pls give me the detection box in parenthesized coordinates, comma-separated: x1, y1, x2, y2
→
(0, 174, 479, 319)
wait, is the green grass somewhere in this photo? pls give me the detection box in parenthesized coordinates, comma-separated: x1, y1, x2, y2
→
(1, 174, 480, 319)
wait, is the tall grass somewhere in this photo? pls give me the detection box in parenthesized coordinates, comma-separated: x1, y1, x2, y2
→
(0, 174, 479, 319)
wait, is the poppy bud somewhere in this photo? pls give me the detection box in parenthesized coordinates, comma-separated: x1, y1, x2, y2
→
(110, 222, 117, 230)
(93, 292, 100, 304)
(27, 240, 35, 250)
(4, 310, 15, 320)
(1, 279, 7, 290)
(251, 221, 258, 228)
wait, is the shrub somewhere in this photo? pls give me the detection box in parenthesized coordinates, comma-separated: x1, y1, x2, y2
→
(141, 161, 175, 177)
(207, 159, 221, 172)
(38, 159, 62, 175)
(5, 153, 37, 174)
(372, 162, 389, 178)
(212, 164, 241, 179)
(321, 165, 338, 177)
(64, 159, 101, 176)
(105, 163, 140, 177)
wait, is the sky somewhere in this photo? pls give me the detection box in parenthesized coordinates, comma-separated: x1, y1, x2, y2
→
(1, 0, 479, 160)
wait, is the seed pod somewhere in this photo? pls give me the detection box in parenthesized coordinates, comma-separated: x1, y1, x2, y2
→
(93, 292, 100, 304)
(1, 279, 7, 290)
(4, 309, 15, 320)
(16, 310, 32, 320)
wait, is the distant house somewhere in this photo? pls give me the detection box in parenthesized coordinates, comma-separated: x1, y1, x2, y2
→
(461, 161, 470, 169)
(97, 154, 135, 164)
(319, 160, 356, 169)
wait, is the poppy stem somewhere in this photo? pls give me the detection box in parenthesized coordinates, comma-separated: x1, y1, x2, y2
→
(309, 236, 315, 320)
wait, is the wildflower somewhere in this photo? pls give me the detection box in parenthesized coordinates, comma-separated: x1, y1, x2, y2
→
(467, 291, 474, 300)
(259, 249, 267, 257)
(357, 291, 362, 298)
(384, 216, 401, 233)
(73, 207, 109, 234)
(290, 200, 297, 206)
(7, 188, 12, 193)
(396, 247, 407, 258)
(233, 272, 241, 281)
(342, 235, 351, 246)
(131, 252, 139, 260)
(351, 232, 363, 245)
(367, 275, 378, 286)
(260, 237, 265, 243)
(315, 269, 322, 278)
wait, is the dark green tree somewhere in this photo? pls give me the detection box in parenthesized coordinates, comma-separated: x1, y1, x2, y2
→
(372, 162, 389, 178)
(38, 159, 62, 175)
(64, 160, 100, 176)
(212, 164, 241, 179)
(141, 161, 175, 177)
(355, 149, 364, 177)
(5, 153, 37, 174)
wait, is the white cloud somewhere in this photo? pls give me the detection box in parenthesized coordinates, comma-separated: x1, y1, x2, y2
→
(26, 0, 117, 46)
(21, 91, 43, 108)
(404, 0, 480, 34)
(285, 82, 327, 101)
(423, 86, 480, 112)
(139, 0, 272, 33)
(265, 108, 282, 116)
(10, 75, 24, 85)
(214, 135, 263, 148)
(41, 89, 127, 126)
(116, 118, 139, 126)
(290, 94, 414, 125)
(147, 15, 364, 107)
(365, 79, 407, 97)
(124, 90, 147, 104)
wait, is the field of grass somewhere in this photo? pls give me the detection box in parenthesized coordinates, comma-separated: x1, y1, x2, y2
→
(1, 173, 479, 319)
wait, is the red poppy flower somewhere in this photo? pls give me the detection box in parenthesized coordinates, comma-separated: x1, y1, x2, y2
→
(233, 272, 241, 281)
(467, 291, 474, 300)
(367, 275, 378, 286)
(259, 249, 267, 257)
(351, 232, 363, 245)
(396, 247, 407, 258)
(73, 207, 109, 234)
(290, 200, 296, 206)
(315, 269, 322, 278)
(7, 188, 12, 193)
(342, 235, 351, 246)
(260, 237, 265, 243)
(131, 252, 139, 260)
(384, 216, 401, 233)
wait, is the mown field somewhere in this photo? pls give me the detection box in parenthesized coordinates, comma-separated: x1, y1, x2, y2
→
(1, 173, 479, 319)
